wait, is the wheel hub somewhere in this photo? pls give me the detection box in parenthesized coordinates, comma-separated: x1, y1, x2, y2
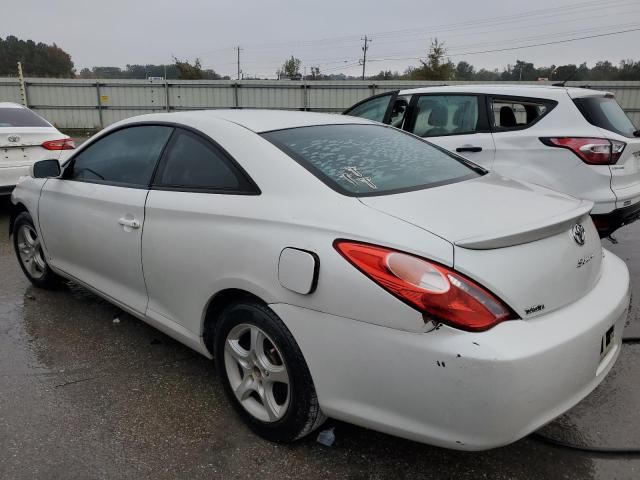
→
(224, 323, 290, 423)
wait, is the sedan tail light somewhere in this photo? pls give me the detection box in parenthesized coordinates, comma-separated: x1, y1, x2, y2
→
(41, 138, 75, 150)
(540, 137, 625, 165)
(334, 240, 517, 331)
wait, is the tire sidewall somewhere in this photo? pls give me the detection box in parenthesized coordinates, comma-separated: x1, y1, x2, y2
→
(12, 212, 58, 288)
(215, 301, 316, 442)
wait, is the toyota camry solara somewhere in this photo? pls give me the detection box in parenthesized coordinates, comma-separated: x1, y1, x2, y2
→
(10, 110, 630, 450)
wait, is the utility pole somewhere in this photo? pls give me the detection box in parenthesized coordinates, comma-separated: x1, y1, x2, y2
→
(360, 35, 371, 80)
(17, 62, 27, 107)
(234, 46, 243, 80)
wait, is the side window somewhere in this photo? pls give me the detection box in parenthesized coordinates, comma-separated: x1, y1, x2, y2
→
(491, 97, 555, 130)
(154, 129, 255, 192)
(344, 93, 395, 123)
(69, 126, 172, 186)
(410, 95, 479, 137)
(389, 97, 410, 128)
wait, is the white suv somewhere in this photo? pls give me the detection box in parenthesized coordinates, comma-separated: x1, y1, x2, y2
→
(345, 85, 640, 237)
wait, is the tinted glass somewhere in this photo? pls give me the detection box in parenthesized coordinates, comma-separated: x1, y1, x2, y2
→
(491, 98, 552, 129)
(155, 129, 248, 191)
(70, 126, 172, 186)
(574, 96, 636, 138)
(345, 94, 393, 122)
(389, 97, 410, 128)
(263, 124, 481, 196)
(411, 95, 479, 137)
(0, 108, 50, 127)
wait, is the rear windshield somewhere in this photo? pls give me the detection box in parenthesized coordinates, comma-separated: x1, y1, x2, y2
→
(262, 124, 482, 196)
(0, 108, 51, 128)
(574, 96, 636, 138)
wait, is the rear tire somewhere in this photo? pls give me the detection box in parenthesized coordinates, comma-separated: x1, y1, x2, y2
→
(12, 212, 64, 289)
(215, 300, 326, 442)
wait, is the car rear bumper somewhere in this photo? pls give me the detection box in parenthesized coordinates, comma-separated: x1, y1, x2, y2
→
(592, 200, 640, 237)
(271, 250, 630, 450)
(0, 165, 30, 192)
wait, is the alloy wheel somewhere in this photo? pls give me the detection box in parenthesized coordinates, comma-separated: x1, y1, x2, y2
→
(16, 224, 46, 280)
(224, 323, 290, 423)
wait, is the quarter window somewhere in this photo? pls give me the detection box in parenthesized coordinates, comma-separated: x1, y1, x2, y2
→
(69, 126, 173, 187)
(410, 95, 479, 137)
(490, 97, 554, 130)
(154, 129, 253, 192)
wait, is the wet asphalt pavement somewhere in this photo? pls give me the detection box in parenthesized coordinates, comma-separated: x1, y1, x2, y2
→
(1, 195, 640, 480)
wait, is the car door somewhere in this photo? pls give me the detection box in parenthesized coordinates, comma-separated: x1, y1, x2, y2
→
(142, 127, 259, 339)
(38, 125, 173, 314)
(487, 95, 560, 182)
(404, 93, 496, 169)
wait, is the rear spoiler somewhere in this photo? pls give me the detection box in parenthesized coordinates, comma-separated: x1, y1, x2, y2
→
(455, 201, 594, 250)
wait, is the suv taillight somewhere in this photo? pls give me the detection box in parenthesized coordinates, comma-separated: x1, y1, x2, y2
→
(540, 137, 625, 165)
(334, 240, 517, 332)
(41, 138, 75, 150)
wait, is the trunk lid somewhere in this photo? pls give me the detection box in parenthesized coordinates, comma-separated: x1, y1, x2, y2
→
(360, 174, 602, 318)
(0, 127, 64, 166)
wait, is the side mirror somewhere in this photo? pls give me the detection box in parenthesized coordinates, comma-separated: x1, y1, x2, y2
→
(32, 159, 61, 178)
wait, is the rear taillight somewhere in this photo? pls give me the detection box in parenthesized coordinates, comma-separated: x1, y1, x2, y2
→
(41, 138, 75, 150)
(334, 240, 517, 332)
(540, 137, 625, 165)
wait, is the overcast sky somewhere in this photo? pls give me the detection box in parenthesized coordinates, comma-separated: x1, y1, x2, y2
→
(2, 0, 639, 78)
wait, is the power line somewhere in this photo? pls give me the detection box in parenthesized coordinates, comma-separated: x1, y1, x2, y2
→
(365, 26, 640, 64)
(196, 0, 635, 58)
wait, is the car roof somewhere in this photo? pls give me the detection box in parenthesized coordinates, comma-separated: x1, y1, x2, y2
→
(0, 102, 27, 109)
(398, 84, 608, 99)
(123, 109, 375, 133)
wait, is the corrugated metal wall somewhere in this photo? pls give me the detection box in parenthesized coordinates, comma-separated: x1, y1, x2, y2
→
(1, 78, 639, 129)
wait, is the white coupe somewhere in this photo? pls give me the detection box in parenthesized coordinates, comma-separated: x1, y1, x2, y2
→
(10, 110, 630, 450)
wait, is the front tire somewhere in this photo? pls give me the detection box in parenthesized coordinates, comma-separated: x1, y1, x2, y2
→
(12, 211, 64, 289)
(215, 301, 326, 442)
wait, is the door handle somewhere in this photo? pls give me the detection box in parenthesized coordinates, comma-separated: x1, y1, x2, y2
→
(456, 145, 483, 153)
(118, 217, 140, 229)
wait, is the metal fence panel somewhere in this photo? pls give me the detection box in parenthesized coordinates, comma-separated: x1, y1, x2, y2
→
(0, 79, 21, 103)
(169, 82, 235, 109)
(2, 78, 640, 130)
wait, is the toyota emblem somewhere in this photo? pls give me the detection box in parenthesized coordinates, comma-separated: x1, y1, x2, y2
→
(7, 135, 20, 143)
(572, 224, 586, 246)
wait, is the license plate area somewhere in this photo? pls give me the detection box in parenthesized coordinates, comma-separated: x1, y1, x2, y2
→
(2, 147, 30, 162)
(600, 325, 615, 361)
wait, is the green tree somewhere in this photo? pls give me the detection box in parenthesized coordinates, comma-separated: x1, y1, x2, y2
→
(278, 56, 302, 79)
(501, 60, 536, 81)
(406, 38, 454, 81)
(370, 70, 401, 80)
(618, 59, 640, 80)
(454, 61, 475, 80)
(474, 68, 501, 81)
(589, 61, 618, 81)
(0, 35, 74, 77)
(173, 57, 205, 80)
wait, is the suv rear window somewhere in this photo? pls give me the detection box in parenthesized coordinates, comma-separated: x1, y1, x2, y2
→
(574, 96, 637, 138)
(0, 108, 51, 127)
(262, 124, 483, 196)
